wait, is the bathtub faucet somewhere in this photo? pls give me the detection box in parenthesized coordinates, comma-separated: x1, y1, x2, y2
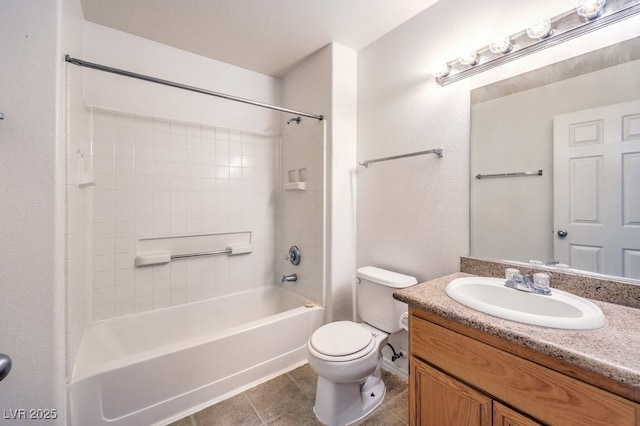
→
(281, 274, 297, 283)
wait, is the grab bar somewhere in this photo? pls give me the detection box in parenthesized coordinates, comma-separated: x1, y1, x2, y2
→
(0, 354, 11, 382)
(475, 169, 543, 179)
(170, 248, 231, 260)
(359, 147, 444, 168)
(135, 243, 253, 266)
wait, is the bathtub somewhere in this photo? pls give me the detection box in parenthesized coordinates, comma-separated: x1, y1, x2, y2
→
(68, 287, 324, 426)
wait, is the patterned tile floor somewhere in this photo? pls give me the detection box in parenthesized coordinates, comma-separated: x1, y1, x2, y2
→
(169, 364, 408, 425)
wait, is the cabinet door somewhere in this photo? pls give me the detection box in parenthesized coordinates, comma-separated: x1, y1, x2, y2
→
(493, 402, 541, 426)
(411, 357, 491, 426)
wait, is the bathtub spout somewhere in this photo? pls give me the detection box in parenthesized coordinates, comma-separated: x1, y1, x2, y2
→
(282, 274, 297, 283)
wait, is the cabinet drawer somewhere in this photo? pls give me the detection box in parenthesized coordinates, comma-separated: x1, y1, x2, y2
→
(411, 316, 639, 426)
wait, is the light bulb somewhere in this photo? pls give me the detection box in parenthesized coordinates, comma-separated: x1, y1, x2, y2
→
(576, 0, 606, 19)
(433, 63, 450, 79)
(527, 19, 552, 39)
(458, 50, 478, 66)
(489, 36, 512, 54)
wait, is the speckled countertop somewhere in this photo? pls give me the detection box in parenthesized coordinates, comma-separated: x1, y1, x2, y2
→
(394, 272, 640, 400)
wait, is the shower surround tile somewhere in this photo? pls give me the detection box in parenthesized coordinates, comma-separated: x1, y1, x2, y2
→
(89, 109, 279, 320)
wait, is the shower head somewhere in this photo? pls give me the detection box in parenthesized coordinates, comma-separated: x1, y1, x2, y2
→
(287, 116, 301, 125)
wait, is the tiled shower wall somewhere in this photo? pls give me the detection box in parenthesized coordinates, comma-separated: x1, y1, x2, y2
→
(65, 65, 93, 379)
(279, 122, 325, 306)
(90, 109, 279, 321)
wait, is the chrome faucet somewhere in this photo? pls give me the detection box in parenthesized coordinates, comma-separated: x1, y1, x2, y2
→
(281, 274, 297, 283)
(504, 271, 551, 295)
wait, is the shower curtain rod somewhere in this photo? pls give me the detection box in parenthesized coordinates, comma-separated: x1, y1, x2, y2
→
(64, 55, 324, 121)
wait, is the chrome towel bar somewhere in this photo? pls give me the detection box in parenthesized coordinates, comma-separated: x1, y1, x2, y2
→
(359, 147, 444, 168)
(135, 244, 252, 266)
(475, 169, 543, 179)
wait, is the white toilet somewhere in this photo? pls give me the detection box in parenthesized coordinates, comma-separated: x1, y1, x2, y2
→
(307, 266, 417, 425)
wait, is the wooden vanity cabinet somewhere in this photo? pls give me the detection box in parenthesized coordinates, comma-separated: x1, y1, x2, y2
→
(408, 307, 640, 426)
(411, 357, 492, 425)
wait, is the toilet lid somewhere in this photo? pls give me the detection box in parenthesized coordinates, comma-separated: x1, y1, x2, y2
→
(310, 321, 374, 357)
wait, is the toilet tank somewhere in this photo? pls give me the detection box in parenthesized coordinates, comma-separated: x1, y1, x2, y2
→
(356, 266, 417, 333)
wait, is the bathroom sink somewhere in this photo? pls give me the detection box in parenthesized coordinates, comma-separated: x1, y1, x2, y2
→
(445, 277, 607, 330)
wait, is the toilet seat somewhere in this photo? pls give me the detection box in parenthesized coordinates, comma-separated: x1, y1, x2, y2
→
(309, 321, 376, 361)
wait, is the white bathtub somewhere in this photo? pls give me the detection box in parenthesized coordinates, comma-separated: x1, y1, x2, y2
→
(68, 287, 324, 426)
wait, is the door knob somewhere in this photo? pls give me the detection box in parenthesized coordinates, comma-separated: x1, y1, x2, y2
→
(557, 229, 568, 238)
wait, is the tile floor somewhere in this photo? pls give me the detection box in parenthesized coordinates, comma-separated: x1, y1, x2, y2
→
(169, 364, 408, 425)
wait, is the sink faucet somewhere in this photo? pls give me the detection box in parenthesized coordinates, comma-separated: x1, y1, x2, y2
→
(504, 270, 551, 295)
(281, 274, 297, 283)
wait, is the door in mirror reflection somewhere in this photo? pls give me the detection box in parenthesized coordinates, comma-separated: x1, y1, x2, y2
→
(553, 100, 640, 279)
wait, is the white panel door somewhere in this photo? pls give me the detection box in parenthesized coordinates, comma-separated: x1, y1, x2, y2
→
(554, 100, 640, 278)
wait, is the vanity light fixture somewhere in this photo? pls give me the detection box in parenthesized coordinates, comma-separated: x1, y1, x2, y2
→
(434, 0, 640, 86)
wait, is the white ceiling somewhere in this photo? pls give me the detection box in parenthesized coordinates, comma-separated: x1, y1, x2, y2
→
(80, 0, 440, 78)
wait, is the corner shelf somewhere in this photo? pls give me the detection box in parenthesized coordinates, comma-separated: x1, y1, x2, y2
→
(76, 172, 96, 188)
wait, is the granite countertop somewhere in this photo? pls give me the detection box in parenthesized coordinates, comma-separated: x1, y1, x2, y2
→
(394, 272, 640, 398)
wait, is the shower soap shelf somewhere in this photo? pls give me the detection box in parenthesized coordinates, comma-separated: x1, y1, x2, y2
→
(284, 182, 307, 191)
(76, 172, 96, 188)
(70, 150, 95, 188)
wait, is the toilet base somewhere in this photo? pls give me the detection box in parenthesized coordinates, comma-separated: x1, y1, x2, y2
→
(313, 375, 386, 425)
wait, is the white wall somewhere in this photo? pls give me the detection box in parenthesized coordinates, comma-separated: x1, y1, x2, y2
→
(0, 0, 68, 421)
(329, 44, 358, 322)
(82, 22, 282, 135)
(357, 0, 640, 284)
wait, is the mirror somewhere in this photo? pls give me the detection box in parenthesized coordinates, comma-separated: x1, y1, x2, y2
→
(470, 36, 640, 281)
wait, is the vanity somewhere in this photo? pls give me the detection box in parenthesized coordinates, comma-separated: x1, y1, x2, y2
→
(394, 258, 640, 426)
